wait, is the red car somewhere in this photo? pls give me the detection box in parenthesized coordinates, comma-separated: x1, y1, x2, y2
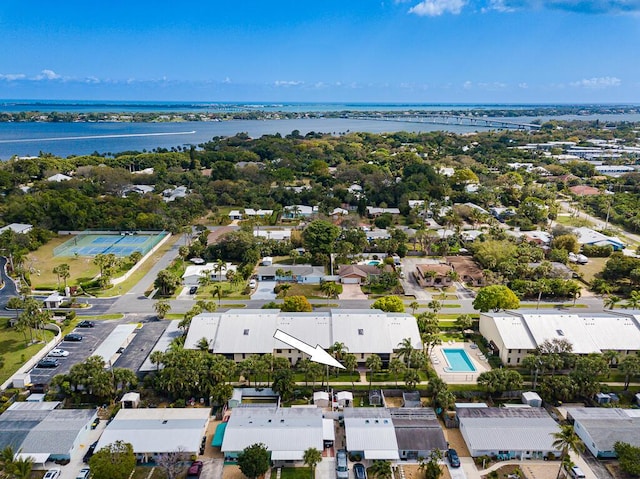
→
(187, 461, 203, 478)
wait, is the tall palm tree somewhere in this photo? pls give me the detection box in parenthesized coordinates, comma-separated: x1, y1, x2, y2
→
(625, 290, 640, 309)
(212, 284, 223, 306)
(396, 337, 415, 369)
(409, 301, 420, 314)
(604, 295, 621, 310)
(302, 447, 322, 479)
(343, 353, 358, 389)
(366, 354, 382, 391)
(12, 455, 33, 479)
(551, 425, 585, 479)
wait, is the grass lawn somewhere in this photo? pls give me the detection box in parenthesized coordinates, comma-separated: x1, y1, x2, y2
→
(195, 281, 250, 300)
(555, 215, 593, 228)
(280, 467, 312, 479)
(442, 304, 461, 308)
(279, 283, 324, 299)
(438, 313, 480, 320)
(0, 318, 56, 384)
(574, 256, 607, 284)
(26, 235, 101, 289)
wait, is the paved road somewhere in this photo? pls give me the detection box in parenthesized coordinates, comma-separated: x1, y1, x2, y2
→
(0, 256, 18, 308)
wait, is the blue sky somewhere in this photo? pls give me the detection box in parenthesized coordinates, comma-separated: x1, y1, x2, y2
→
(0, 0, 639, 103)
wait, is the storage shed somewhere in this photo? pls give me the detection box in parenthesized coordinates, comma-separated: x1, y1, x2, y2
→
(522, 391, 542, 408)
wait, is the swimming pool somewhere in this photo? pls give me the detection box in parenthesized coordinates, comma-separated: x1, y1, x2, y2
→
(442, 348, 476, 372)
(367, 260, 382, 266)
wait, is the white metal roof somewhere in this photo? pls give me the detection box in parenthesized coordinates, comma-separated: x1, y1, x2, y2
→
(323, 419, 335, 441)
(344, 416, 398, 456)
(92, 324, 138, 365)
(96, 408, 209, 454)
(221, 407, 323, 455)
(460, 411, 559, 452)
(184, 309, 421, 355)
(487, 314, 537, 350)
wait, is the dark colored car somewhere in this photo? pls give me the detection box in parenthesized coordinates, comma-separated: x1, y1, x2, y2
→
(186, 460, 203, 478)
(447, 448, 460, 468)
(36, 358, 59, 368)
(64, 333, 83, 341)
(77, 321, 95, 328)
(354, 463, 367, 479)
(90, 417, 100, 429)
(189, 286, 198, 295)
(83, 441, 98, 463)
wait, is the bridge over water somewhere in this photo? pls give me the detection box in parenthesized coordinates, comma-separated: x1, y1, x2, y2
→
(351, 114, 542, 130)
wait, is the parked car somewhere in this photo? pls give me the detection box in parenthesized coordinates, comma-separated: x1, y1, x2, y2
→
(353, 463, 367, 479)
(249, 279, 257, 289)
(64, 333, 83, 341)
(83, 441, 98, 463)
(76, 468, 91, 479)
(43, 468, 61, 479)
(77, 320, 95, 328)
(447, 448, 460, 468)
(335, 450, 349, 479)
(569, 466, 586, 479)
(91, 417, 100, 429)
(187, 460, 203, 478)
(36, 358, 59, 368)
(48, 348, 69, 357)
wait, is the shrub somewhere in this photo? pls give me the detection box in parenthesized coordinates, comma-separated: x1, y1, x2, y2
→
(582, 244, 613, 257)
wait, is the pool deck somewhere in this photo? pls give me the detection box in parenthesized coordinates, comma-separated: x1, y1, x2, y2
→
(430, 341, 491, 384)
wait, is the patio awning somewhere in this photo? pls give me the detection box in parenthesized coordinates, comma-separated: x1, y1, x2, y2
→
(211, 422, 228, 447)
(364, 450, 400, 460)
(271, 450, 304, 461)
(14, 453, 49, 464)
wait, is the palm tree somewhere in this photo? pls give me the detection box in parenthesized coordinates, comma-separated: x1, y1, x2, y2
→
(154, 299, 171, 319)
(150, 351, 164, 372)
(409, 301, 420, 314)
(368, 460, 392, 479)
(212, 284, 223, 306)
(389, 358, 406, 387)
(366, 354, 382, 391)
(625, 290, 640, 309)
(302, 447, 322, 479)
(214, 259, 226, 282)
(604, 294, 621, 310)
(551, 425, 584, 479)
(279, 283, 292, 298)
(12, 455, 33, 479)
(427, 299, 442, 314)
(320, 281, 339, 305)
(289, 249, 300, 265)
(343, 353, 358, 388)
(196, 337, 210, 351)
(396, 337, 415, 369)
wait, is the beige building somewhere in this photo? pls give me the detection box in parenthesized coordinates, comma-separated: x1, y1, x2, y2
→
(184, 309, 422, 367)
(480, 310, 640, 365)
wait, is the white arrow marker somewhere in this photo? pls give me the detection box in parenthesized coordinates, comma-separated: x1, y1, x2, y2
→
(274, 329, 345, 369)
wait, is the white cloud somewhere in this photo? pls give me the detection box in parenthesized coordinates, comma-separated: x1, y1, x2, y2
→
(274, 80, 304, 87)
(518, 82, 529, 89)
(223, 77, 232, 84)
(463, 80, 473, 89)
(409, 0, 466, 16)
(34, 69, 61, 80)
(570, 76, 621, 88)
(0, 73, 26, 81)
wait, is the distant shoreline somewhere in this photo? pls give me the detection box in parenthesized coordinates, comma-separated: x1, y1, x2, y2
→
(1, 104, 640, 124)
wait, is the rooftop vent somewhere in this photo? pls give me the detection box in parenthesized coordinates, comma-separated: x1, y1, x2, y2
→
(162, 420, 168, 424)
(358, 329, 364, 335)
(556, 329, 564, 336)
(244, 329, 250, 336)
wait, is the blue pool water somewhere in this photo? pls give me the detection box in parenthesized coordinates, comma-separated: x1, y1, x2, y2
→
(443, 349, 476, 372)
(367, 260, 382, 266)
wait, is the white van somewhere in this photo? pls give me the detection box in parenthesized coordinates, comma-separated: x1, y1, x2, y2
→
(570, 466, 586, 479)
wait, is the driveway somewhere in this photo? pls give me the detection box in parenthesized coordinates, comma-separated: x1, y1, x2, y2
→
(338, 284, 367, 300)
(251, 281, 276, 300)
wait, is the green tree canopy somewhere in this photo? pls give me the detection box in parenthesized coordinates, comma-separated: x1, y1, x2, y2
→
(282, 295, 313, 312)
(89, 441, 136, 479)
(473, 285, 520, 312)
(237, 443, 271, 479)
(302, 220, 341, 255)
(371, 295, 405, 312)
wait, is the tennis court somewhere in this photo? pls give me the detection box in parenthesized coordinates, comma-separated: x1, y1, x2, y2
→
(53, 231, 168, 258)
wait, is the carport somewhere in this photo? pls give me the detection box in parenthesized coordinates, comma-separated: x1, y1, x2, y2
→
(211, 422, 227, 448)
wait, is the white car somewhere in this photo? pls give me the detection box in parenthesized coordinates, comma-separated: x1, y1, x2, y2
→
(76, 467, 91, 479)
(249, 279, 257, 288)
(44, 468, 61, 479)
(48, 348, 69, 357)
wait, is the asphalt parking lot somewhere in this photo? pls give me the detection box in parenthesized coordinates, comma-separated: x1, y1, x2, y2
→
(29, 321, 117, 385)
(113, 321, 168, 371)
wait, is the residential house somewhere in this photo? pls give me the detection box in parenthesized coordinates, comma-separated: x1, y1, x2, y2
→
(162, 185, 188, 202)
(244, 208, 274, 218)
(255, 264, 325, 283)
(572, 227, 625, 251)
(330, 207, 349, 217)
(490, 207, 516, 223)
(0, 402, 96, 465)
(254, 229, 292, 241)
(479, 310, 640, 366)
(96, 408, 210, 463)
(228, 210, 243, 220)
(566, 407, 640, 458)
(390, 408, 448, 460)
(366, 207, 401, 217)
(569, 185, 601, 196)
(182, 262, 237, 285)
(183, 309, 422, 367)
(528, 262, 574, 279)
(121, 184, 155, 197)
(446, 256, 485, 286)
(414, 264, 453, 288)
(458, 406, 560, 459)
(283, 205, 317, 219)
(338, 264, 392, 284)
(343, 408, 400, 460)
(47, 173, 72, 182)
(0, 223, 33, 235)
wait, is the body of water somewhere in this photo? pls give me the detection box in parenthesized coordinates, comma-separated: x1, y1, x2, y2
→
(0, 118, 488, 159)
